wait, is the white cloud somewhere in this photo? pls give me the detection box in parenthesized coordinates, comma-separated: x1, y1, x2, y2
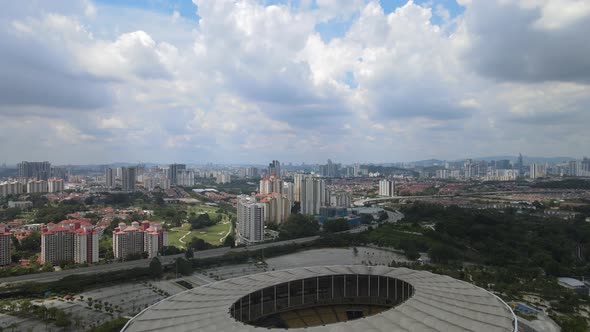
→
(0, 0, 588, 164)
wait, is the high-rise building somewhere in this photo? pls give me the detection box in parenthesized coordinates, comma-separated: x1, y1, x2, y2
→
(293, 173, 304, 202)
(17, 161, 51, 181)
(176, 169, 195, 187)
(300, 176, 327, 215)
(105, 167, 116, 189)
(530, 164, 547, 179)
(516, 153, 524, 173)
(283, 182, 294, 207)
(144, 177, 171, 191)
(0, 181, 23, 197)
(41, 219, 99, 265)
(378, 179, 395, 197)
(113, 221, 144, 259)
(237, 195, 265, 244)
(259, 177, 283, 195)
(26, 180, 48, 194)
(319, 159, 339, 177)
(328, 191, 352, 208)
(122, 167, 137, 191)
(216, 172, 231, 184)
(268, 160, 281, 178)
(50, 167, 68, 180)
(112, 221, 167, 259)
(74, 227, 99, 264)
(168, 164, 186, 185)
(246, 167, 259, 178)
(48, 178, 64, 193)
(41, 227, 74, 265)
(260, 193, 291, 225)
(0, 224, 11, 266)
(144, 222, 168, 258)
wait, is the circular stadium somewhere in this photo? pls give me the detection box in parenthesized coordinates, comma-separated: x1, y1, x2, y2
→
(122, 265, 518, 332)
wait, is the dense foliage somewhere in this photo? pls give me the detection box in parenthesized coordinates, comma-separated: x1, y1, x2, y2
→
(279, 213, 320, 239)
(532, 179, 590, 189)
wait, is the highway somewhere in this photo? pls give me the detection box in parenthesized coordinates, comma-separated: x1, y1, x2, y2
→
(353, 189, 583, 207)
(0, 235, 323, 286)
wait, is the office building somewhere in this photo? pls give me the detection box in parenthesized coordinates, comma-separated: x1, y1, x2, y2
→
(300, 176, 327, 215)
(26, 180, 48, 194)
(0, 224, 11, 266)
(48, 178, 64, 193)
(122, 167, 137, 191)
(17, 161, 51, 180)
(168, 164, 186, 185)
(378, 179, 395, 197)
(237, 195, 265, 243)
(105, 167, 116, 189)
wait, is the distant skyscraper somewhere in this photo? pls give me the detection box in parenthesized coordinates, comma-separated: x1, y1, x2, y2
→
(168, 164, 186, 185)
(293, 173, 304, 202)
(300, 175, 327, 215)
(378, 179, 395, 197)
(237, 195, 265, 243)
(17, 161, 51, 180)
(122, 167, 137, 191)
(530, 164, 547, 179)
(0, 224, 10, 266)
(105, 168, 116, 189)
(176, 169, 195, 187)
(516, 153, 524, 173)
(50, 167, 68, 180)
(268, 160, 281, 178)
(319, 159, 339, 177)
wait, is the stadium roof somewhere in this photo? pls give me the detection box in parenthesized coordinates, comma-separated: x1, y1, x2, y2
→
(122, 265, 517, 332)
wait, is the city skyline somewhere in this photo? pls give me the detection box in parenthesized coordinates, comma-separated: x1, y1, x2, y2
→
(0, 0, 589, 164)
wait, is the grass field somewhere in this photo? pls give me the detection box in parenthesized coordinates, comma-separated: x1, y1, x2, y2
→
(168, 220, 232, 248)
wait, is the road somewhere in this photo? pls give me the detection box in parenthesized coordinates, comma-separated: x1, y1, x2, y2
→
(0, 235, 324, 286)
(353, 189, 584, 207)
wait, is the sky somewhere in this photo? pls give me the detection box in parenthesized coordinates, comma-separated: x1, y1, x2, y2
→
(1, 0, 589, 165)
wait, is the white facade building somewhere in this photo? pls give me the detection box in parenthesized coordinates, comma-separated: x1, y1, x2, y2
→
(378, 179, 395, 197)
(237, 195, 265, 243)
(48, 178, 65, 193)
(26, 180, 48, 194)
(300, 176, 327, 215)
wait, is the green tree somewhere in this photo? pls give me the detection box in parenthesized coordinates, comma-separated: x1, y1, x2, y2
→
(223, 234, 236, 248)
(279, 214, 320, 240)
(185, 248, 194, 259)
(149, 257, 162, 279)
(323, 218, 350, 233)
